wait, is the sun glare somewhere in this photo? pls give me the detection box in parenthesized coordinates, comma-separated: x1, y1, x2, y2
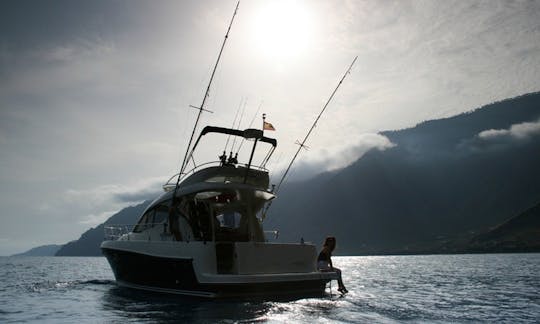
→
(250, 1, 314, 60)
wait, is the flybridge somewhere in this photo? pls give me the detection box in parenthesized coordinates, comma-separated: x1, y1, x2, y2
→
(196, 126, 277, 148)
(162, 125, 277, 192)
(184, 125, 277, 175)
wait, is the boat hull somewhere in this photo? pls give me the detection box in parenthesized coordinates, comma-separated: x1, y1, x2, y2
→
(102, 247, 333, 299)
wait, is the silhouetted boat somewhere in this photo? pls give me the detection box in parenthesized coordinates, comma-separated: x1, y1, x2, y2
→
(100, 2, 344, 299)
(101, 125, 337, 298)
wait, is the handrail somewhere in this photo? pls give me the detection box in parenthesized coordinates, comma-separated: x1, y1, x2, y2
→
(163, 160, 270, 191)
(264, 230, 279, 242)
(104, 224, 134, 241)
(104, 223, 169, 241)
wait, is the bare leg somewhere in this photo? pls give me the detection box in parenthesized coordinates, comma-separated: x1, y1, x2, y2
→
(333, 267, 348, 293)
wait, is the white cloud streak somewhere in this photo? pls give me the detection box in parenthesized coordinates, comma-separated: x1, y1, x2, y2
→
(270, 133, 395, 182)
(479, 120, 540, 140)
(459, 119, 540, 154)
(63, 177, 164, 225)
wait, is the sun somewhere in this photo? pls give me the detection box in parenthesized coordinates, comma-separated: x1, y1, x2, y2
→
(250, 0, 314, 60)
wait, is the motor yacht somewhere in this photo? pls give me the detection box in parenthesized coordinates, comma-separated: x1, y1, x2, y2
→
(101, 126, 337, 298)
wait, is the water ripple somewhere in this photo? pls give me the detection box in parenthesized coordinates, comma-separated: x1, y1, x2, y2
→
(0, 254, 539, 323)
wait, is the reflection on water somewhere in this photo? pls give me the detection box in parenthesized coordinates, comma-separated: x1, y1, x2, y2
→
(101, 285, 345, 323)
(102, 286, 280, 323)
(2, 255, 539, 323)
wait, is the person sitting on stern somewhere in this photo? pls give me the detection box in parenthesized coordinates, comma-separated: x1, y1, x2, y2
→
(317, 236, 348, 293)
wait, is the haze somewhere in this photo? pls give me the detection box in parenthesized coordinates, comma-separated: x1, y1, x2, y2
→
(1, 0, 539, 255)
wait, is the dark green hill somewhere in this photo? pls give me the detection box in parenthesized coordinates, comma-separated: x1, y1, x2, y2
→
(468, 202, 540, 252)
(265, 92, 540, 254)
(11, 244, 62, 257)
(55, 200, 150, 256)
(52, 92, 540, 256)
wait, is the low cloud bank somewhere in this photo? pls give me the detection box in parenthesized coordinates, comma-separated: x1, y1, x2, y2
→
(460, 119, 540, 153)
(272, 133, 395, 183)
(63, 134, 394, 226)
(65, 177, 164, 226)
(478, 119, 540, 140)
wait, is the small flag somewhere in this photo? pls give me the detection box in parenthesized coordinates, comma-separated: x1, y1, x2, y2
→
(263, 121, 275, 131)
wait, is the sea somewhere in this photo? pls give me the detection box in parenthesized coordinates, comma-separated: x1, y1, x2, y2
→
(1, 254, 538, 323)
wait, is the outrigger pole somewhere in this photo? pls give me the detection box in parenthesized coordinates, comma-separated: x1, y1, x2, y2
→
(173, 1, 240, 196)
(262, 56, 358, 219)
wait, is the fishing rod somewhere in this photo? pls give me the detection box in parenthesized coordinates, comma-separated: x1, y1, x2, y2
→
(230, 99, 247, 153)
(172, 1, 240, 197)
(262, 56, 358, 219)
(236, 100, 263, 153)
(224, 97, 243, 152)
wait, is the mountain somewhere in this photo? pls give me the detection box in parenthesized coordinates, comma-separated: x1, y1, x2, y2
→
(467, 201, 540, 252)
(55, 201, 150, 256)
(53, 92, 540, 256)
(265, 92, 540, 254)
(11, 244, 63, 257)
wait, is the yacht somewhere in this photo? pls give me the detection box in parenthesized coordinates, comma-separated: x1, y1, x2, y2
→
(101, 126, 337, 298)
(100, 2, 353, 299)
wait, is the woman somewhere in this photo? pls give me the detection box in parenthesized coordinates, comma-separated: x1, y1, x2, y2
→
(317, 236, 348, 293)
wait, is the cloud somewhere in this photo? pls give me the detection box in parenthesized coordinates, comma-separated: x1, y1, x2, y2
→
(114, 186, 164, 203)
(62, 177, 164, 227)
(2, 0, 540, 256)
(324, 133, 396, 170)
(271, 133, 395, 182)
(66, 177, 164, 205)
(39, 38, 115, 63)
(478, 120, 540, 140)
(79, 210, 117, 225)
(461, 119, 540, 153)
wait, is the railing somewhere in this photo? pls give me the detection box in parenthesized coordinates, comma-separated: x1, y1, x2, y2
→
(104, 224, 133, 241)
(162, 161, 221, 192)
(162, 160, 270, 192)
(105, 223, 279, 242)
(264, 230, 279, 242)
(104, 223, 172, 241)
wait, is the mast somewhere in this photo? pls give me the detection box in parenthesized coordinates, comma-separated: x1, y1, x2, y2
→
(263, 56, 357, 218)
(173, 1, 240, 195)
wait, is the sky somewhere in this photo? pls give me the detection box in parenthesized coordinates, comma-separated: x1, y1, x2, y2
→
(1, 0, 539, 255)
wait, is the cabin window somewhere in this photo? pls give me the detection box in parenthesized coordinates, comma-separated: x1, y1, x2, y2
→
(153, 203, 169, 224)
(216, 211, 242, 229)
(132, 203, 169, 233)
(214, 209, 248, 242)
(133, 209, 154, 233)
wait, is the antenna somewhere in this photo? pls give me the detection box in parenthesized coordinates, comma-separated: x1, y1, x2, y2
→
(262, 56, 357, 219)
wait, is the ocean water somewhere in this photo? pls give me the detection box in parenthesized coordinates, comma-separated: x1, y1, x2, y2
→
(0, 254, 538, 323)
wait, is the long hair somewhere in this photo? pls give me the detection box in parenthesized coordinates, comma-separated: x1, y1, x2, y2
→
(323, 236, 336, 251)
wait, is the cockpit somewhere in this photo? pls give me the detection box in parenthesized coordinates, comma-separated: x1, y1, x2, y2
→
(132, 188, 270, 243)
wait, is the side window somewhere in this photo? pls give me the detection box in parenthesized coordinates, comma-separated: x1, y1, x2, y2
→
(133, 209, 154, 233)
(133, 203, 170, 233)
(154, 203, 169, 224)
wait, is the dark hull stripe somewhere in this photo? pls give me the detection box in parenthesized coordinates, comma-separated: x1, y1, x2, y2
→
(116, 280, 217, 298)
(102, 247, 330, 299)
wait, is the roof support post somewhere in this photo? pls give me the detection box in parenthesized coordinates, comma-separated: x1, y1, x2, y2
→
(244, 138, 259, 183)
